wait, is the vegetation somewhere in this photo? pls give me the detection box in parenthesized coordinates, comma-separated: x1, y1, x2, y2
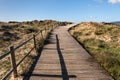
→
(69, 22, 120, 80)
(0, 20, 71, 80)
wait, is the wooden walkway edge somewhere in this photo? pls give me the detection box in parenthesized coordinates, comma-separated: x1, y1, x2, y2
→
(26, 24, 114, 80)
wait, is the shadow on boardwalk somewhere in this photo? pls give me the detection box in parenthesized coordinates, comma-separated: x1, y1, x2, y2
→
(23, 33, 76, 80)
(23, 47, 43, 80)
(56, 34, 76, 80)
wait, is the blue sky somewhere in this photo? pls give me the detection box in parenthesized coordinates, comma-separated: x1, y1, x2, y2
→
(0, 0, 120, 22)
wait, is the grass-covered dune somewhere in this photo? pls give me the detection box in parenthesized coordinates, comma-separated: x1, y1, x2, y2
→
(69, 22, 120, 80)
(0, 20, 71, 54)
(0, 20, 72, 79)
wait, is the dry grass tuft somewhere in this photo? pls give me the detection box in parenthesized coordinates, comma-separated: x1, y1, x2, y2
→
(69, 22, 120, 80)
(0, 20, 70, 80)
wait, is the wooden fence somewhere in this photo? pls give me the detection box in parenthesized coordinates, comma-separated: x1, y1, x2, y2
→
(0, 27, 51, 80)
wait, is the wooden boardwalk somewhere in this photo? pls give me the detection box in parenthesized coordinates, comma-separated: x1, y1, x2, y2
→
(28, 24, 114, 80)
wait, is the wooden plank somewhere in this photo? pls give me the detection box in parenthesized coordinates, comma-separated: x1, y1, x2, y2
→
(29, 24, 114, 80)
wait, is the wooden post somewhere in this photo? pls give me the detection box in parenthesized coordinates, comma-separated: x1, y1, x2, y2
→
(44, 27, 46, 34)
(33, 34, 36, 50)
(40, 31, 43, 40)
(45, 27, 48, 38)
(10, 46, 17, 78)
(45, 27, 48, 34)
(41, 31, 44, 45)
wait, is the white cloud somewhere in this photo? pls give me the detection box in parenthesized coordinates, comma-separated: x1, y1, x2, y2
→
(108, 0, 120, 4)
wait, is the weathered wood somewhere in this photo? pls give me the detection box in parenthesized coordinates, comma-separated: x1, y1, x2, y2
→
(44, 27, 46, 34)
(10, 46, 17, 78)
(0, 31, 41, 60)
(29, 24, 114, 80)
(33, 34, 36, 50)
(0, 31, 42, 79)
(15, 37, 33, 50)
(0, 50, 11, 60)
